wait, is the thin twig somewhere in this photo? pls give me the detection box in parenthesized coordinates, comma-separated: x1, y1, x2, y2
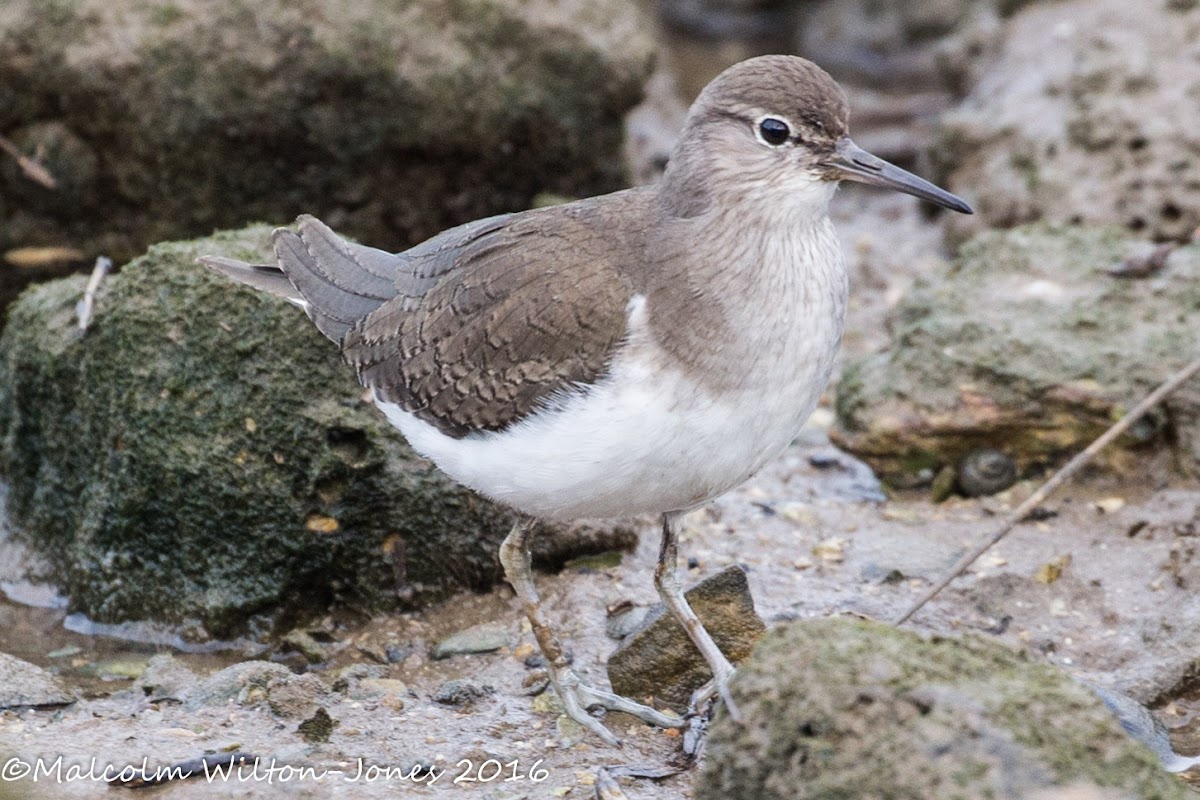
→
(76, 256, 112, 332)
(0, 133, 58, 189)
(895, 354, 1200, 626)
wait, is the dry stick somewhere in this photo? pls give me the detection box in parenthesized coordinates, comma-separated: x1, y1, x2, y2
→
(0, 134, 58, 189)
(894, 353, 1200, 626)
(76, 256, 112, 332)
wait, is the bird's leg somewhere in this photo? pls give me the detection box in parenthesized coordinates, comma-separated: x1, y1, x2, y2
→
(499, 518, 682, 745)
(654, 511, 742, 722)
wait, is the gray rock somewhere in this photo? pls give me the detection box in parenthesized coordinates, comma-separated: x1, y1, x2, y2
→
(931, 0, 1200, 245)
(431, 624, 512, 660)
(133, 657, 196, 700)
(623, 68, 688, 186)
(531, 521, 640, 571)
(0, 228, 636, 637)
(266, 673, 331, 720)
(329, 663, 388, 693)
(433, 679, 495, 706)
(183, 661, 294, 709)
(605, 603, 651, 640)
(795, 0, 1020, 92)
(184, 660, 328, 719)
(698, 618, 1191, 800)
(353, 678, 410, 707)
(0, 653, 74, 709)
(0, 0, 653, 278)
(281, 630, 327, 665)
(832, 225, 1200, 487)
(606, 565, 766, 711)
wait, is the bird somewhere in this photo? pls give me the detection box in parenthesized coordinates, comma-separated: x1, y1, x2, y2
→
(200, 54, 972, 746)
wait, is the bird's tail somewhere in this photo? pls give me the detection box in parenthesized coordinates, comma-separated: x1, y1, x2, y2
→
(199, 215, 401, 343)
(199, 255, 307, 306)
(196, 215, 400, 345)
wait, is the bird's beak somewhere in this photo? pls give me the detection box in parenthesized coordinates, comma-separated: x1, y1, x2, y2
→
(826, 137, 973, 214)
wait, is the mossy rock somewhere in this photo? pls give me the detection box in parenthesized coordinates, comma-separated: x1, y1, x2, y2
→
(699, 618, 1190, 800)
(832, 224, 1200, 488)
(0, 226, 631, 638)
(0, 0, 654, 310)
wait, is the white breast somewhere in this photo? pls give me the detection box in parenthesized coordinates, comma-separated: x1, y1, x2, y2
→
(377, 214, 847, 522)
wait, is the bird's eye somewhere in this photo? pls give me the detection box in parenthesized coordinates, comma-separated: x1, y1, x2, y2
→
(758, 118, 790, 146)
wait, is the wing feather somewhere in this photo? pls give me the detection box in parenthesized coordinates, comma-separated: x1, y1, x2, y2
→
(343, 190, 654, 438)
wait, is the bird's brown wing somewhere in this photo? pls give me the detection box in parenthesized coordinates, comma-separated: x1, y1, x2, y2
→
(342, 191, 652, 438)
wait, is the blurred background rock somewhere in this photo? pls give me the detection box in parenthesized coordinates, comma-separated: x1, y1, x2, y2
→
(0, 0, 656, 316)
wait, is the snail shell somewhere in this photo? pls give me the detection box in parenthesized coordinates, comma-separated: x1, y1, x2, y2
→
(956, 449, 1017, 498)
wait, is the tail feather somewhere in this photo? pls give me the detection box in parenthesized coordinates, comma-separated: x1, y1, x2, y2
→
(200, 216, 404, 344)
(294, 215, 398, 297)
(197, 255, 307, 309)
(343, 236, 408, 282)
(270, 230, 386, 342)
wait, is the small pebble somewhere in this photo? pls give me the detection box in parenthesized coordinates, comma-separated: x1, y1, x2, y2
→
(556, 715, 586, 747)
(606, 606, 650, 640)
(431, 625, 510, 660)
(433, 679, 495, 706)
(779, 502, 818, 526)
(297, 708, 336, 743)
(281, 630, 326, 664)
(1034, 554, 1071, 584)
(385, 644, 415, 663)
(521, 672, 550, 696)
(46, 646, 82, 659)
(812, 537, 845, 562)
(807, 454, 842, 470)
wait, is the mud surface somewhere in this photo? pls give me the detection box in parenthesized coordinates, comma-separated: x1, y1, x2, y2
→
(4, 435, 1200, 797)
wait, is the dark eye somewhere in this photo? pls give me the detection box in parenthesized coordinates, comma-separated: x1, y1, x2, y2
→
(759, 117, 790, 146)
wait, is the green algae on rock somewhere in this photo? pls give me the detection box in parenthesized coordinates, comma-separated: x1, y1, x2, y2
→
(698, 618, 1191, 800)
(832, 224, 1200, 488)
(0, 226, 631, 638)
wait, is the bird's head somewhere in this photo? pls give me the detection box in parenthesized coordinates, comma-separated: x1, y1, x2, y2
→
(664, 55, 972, 219)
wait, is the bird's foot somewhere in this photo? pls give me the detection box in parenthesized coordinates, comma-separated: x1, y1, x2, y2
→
(680, 669, 742, 759)
(688, 666, 742, 724)
(553, 669, 684, 747)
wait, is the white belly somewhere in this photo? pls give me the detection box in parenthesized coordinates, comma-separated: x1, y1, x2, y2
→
(378, 363, 827, 521)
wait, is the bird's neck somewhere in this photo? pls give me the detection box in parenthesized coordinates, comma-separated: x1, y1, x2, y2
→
(646, 185, 848, 392)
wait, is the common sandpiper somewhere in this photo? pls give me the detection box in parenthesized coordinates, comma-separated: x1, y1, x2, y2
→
(201, 54, 972, 745)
